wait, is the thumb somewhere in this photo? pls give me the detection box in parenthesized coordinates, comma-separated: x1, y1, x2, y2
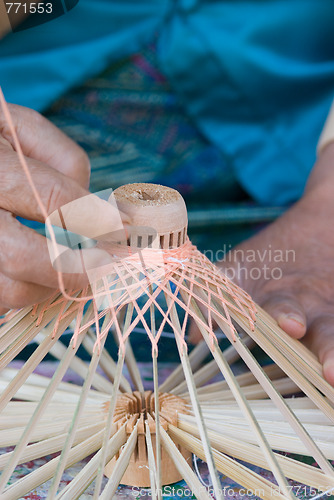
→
(261, 293, 307, 339)
(304, 316, 334, 387)
(1, 103, 90, 188)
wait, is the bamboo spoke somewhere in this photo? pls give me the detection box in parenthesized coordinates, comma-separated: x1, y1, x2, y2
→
(56, 425, 127, 500)
(145, 421, 158, 500)
(165, 285, 223, 500)
(100, 423, 138, 500)
(159, 340, 209, 393)
(169, 425, 287, 500)
(0, 306, 93, 493)
(47, 314, 111, 499)
(187, 286, 334, 476)
(178, 419, 334, 490)
(160, 426, 212, 500)
(181, 290, 295, 498)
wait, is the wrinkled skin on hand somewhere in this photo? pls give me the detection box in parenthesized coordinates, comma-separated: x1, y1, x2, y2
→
(0, 104, 91, 313)
(189, 143, 334, 386)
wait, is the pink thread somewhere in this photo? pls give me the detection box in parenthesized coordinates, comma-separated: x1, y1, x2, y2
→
(0, 88, 257, 354)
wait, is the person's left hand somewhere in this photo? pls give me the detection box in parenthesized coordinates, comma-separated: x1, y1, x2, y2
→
(189, 142, 334, 386)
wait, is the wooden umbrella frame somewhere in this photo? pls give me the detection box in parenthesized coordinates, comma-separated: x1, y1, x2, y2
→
(0, 89, 334, 500)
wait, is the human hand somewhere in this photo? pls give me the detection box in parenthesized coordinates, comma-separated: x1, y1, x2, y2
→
(0, 103, 91, 314)
(190, 142, 334, 385)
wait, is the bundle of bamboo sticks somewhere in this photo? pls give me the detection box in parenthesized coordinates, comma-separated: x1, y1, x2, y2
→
(0, 282, 333, 499)
(1, 85, 333, 500)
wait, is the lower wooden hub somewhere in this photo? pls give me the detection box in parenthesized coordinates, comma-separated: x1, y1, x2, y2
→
(104, 391, 191, 487)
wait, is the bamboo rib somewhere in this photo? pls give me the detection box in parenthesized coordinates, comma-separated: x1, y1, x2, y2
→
(0, 300, 77, 370)
(255, 311, 334, 404)
(0, 299, 96, 493)
(35, 331, 114, 394)
(216, 285, 334, 407)
(111, 304, 145, 394)
(188, 377, 299, 402)
(187, 363, 286, 396)
(47, 314, 111, 498)
(100, 423, 138, 500)
(0, 301, 54, 354)
(180, 413, 334, 458)
(0, 306, 33, 341)
(0, 415, 104, 448)
(188, 286, 334, 476)
(180, 291, 294, 498)
(0, 310, 77, 413)
(159, 340, 209, 393)
(258, 306, 320, 372)
(93, 346, 126, 499)
(0, 423, 104, 471)
(229, 305, 334, 422)
(81, 328, 131, 392)
(152, 341, 162, 499)
(56, 425, 127, 500)
(0, 330, 88, 494)
(1, 426, 118, 500)
(0, 405, 101, 432)
(196, 400, 332, 425)
(169, 425, 287, 500)
(160, 426, 212, 500)
(0, 374, 108, 404)
(93, 291, 135, 499)
(171, 335, 254, 395)
(166, 285, 224, 500)
(145, 421, 158, 500)
(177, 419, 334, 490)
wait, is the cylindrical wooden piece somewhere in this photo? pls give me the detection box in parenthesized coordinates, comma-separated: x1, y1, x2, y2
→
(104, 391, 191, 487)
(114, 183, 188, 249)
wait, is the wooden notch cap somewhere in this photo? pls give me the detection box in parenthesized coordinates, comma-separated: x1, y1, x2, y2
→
(114, 183, 188, 249)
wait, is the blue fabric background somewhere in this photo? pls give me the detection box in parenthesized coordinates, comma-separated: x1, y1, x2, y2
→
(1, 0, 334, 205)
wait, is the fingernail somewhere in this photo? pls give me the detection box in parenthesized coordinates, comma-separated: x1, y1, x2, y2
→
(284, 314, 305, 327)
(323, 359, 334, 386)
(277, 313, 306, 338)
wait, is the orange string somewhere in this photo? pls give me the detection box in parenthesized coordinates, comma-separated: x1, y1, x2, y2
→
(0, 88, 257, 354)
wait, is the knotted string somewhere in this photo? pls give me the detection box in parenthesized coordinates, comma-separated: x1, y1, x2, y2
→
(0, 88, 256, 356)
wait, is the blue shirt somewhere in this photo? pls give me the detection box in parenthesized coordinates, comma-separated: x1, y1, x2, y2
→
(1, 0, 334, 205)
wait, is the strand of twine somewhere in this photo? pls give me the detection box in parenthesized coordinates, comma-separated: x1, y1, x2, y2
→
(0, 88, 256, 355)
(0, 88, 70, 300)
(192, 454, 213, 489)
(1, 88, 331, 500)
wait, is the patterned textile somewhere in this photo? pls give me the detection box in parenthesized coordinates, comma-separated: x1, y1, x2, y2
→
(2, 1, 333, 206)
(5, 360, 333, 500)
(6, 43, 310, 500)
(44, 42, 283, 253)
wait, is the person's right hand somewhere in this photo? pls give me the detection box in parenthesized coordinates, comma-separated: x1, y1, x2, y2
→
(0, 103, 91, 314)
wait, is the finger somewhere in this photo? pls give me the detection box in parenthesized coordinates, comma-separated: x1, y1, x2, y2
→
(0, 272, 54, 310)
(0, 210, 115, 290)
(0, 146, 89, 221)
(47, 191, 130, 242)
(0, 104, 90, 188)
(187, 320, 203, 344)
(0, 147, 130, 238)
(304, 315, 334, 387)
(0, 135, 13, 150)
(260, 293, 307, 339)
(0, 307, 9, 316)
(0, 211, 85, 289)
